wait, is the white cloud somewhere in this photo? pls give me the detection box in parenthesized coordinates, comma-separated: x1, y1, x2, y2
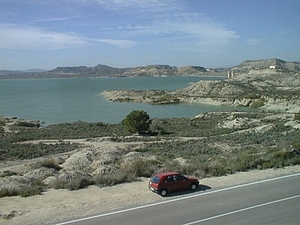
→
(0, 24, 86, 50)
(0, 1, 240, 51)
(90, 38, 135, 49)
(88, 0, 178, 13)
(0, 24, 134, 50)
(87, 1, 239, 48)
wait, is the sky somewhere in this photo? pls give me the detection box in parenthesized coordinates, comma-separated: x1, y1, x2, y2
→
(0, 0, 299, 70)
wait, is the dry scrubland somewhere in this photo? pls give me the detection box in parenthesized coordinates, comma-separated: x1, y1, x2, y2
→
(1, 64, 300, 224)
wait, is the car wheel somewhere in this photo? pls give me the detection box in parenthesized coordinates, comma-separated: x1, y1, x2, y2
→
(160, 189, 167, 197)
(190, 183, 198, 191)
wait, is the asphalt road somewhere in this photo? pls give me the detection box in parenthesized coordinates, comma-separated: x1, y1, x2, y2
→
(55, 173, 300, 225)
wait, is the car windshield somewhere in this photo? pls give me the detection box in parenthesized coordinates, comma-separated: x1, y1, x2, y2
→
(150, 176, 160, 184)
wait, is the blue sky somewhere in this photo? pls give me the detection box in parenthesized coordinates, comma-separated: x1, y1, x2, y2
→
(0, 0, 299, 70)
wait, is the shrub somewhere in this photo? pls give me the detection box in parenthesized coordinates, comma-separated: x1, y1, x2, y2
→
(151, 94, 180, 104)
(247, 93, 261, 99)
(0, 119, 5, 126)
(0, 180, 45, 198)
(250, 100, 264, 108)
(0, 170, 18, 177)
(121, 158, 157, 178)
(0, 188, 18, 198)
(49, 177, 92, 190)
(38, 158, 62, 171)
(94, 172, 129, 187)
(122, 110, 151, 134)
(294, 111, 300, 121)
(20, 185, 45, 197)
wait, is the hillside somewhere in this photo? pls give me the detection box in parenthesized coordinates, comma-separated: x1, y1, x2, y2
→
(1, 59, 300, 223)
(230, 58, 300, 73)
(0, 64, 221, 79)
(1, 58, 299, 79)
(102, 63, 300, 112)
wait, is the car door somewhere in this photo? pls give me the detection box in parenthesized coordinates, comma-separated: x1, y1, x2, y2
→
(164, 175, 176, 192)
(173, 174, 188, 191)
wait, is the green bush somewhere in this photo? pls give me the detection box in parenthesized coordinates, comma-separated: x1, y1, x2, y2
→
(0, 119, 5, 126)
(121, 158, 157, 178)
(0, 170, 18, 177)
(247, 93, 261, 99)
(151, 94, 180, 104)
(294, 111, 300, 121)
(49, 177, 92, 190)
(250, 100, 264, 108)
(94, 172, 129, 187)
(122, 110, 151, 134)
(0, 180, 45, 198)
(20, 185, 45, 197)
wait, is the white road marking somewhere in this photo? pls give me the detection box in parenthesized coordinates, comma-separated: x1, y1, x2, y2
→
(55, 173, 300, 225)
(182, 194, 300, 225)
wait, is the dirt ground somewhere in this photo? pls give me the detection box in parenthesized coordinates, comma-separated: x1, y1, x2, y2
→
(1, 165, 300, 225)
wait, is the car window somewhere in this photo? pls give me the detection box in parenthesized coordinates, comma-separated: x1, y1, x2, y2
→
(150, 176, 160, 184)
(165, 175, 174, 183)
(174, 175, 186, 182)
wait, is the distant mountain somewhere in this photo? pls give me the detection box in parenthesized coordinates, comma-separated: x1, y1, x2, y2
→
(122, 65, 177, 76)
(23, 69, 48, 73)
(89, 64, 126, 76)
(176, 66, 207, 75)
(50, 66, 89, 74)
(1, 58, 299, 79)
(230, 58, 300, 73)
(0, 70, 24, 75)
(47, 64, 213, 77)
(49, 64, 125, 76)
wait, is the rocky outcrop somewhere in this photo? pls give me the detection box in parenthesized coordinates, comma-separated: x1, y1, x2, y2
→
(0, 141, 145, 193)
(102, 71, 300, 112)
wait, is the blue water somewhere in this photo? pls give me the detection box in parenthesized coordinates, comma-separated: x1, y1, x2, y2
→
(0, 76, 236, 125)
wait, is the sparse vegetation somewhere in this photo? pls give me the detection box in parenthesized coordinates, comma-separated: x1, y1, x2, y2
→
(246, 93, 261, 99)
(150, 94, 180, 104)
(1, 110, 300, 197)
(38, 159, 62, 171)
(49, 177, 92, 191)
(94, 172, 131, 187)
(0, 179, 45, 198)
(250, 100, 265, 108)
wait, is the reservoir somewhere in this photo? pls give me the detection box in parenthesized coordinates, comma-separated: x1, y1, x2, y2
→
(0, 76, 237, 125)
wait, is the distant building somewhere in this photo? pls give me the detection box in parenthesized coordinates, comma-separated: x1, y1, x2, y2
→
(227, 70, 235, 79)
(269, 65, 278, 69)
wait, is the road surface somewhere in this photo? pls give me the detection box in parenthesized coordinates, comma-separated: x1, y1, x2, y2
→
(55, 173, 300, 225)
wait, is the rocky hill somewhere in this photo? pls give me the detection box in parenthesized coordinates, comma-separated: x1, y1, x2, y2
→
(230, 58, 300, 73)
(49, 64, 216, 77)
(1, 58, 299, 79)
(122, 65, 177, 77)
(0, 64, 222, 79)
(49, 64, 126, 76)
(102, 65, 300, 112)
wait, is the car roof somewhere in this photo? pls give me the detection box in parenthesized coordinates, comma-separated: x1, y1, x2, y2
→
(154, 172, 179, 177)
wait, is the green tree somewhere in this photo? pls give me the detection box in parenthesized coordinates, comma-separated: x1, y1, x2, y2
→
(122, 110, 151, 134)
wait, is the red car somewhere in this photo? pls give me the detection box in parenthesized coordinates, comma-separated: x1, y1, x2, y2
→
(148, 172, 199, 197)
